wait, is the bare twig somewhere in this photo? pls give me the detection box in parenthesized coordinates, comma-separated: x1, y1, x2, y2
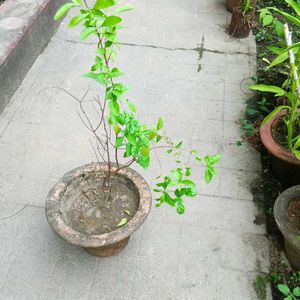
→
(0, 203, 28, 222)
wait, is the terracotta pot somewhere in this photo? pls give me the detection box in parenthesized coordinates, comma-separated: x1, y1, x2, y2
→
(228, 7, 254, 38)
(45, 162, 152, 257)
(274, 185, 300, 269)
(225, 0, 242, 13)
(260, 110, 300, 186)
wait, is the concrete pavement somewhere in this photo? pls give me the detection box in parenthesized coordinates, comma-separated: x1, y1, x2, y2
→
(0, 0, 270, 299)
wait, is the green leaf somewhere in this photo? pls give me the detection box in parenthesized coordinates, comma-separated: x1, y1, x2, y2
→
(293, 287, 300, 297)
(293, 149, 300, 160)
(124, 209, 131, 216)
(54, 3, 74, 21)
(175, 141, 183, 149)
(72, 0, 82, 5)
(286, 0, 300, 16)
(157, 117, 163, 130)
(117, 217, 128, 227)
(68, 13, 88, 28)
(83, 72, 106, 85)
(270, 7, 300, 27)
(80, 27, 97, 40)
(115, 137, 123, 148)
(249, 84, 285, 96)
(275, 21, 284, 38)
(93, 0, 116, 10)
(101, 16, 122, 27)
(127, 100, 136, 113)
(269, 45, 300, 68)
(263, 15, 273, 26)
(246, 108, 258, 116)
(205, 169, 214, 184)
(176, 204, 185, 214)
(278, 284, 290, 296)
(115, 4, 134, 14)
(140, 145, 150, 156)
(261, 106, 291, 126)
(293, 136, 300, 151)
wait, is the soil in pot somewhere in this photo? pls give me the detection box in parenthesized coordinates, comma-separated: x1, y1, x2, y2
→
(288, 198, 300, 233)
(60, 172, 139, 236)
(228, 7, 254, 38)
(272, 119, 300, 151)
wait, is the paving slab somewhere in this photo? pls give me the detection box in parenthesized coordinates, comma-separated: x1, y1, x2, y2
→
(0, 0, 270, 299)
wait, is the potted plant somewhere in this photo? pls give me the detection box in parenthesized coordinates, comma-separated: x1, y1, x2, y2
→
(226, 0, 242, 13)
(228, 0, 256, 38)
(45, 0, 220, 257)
(274, 185, 300, 269)
(250, 21, 300, 186)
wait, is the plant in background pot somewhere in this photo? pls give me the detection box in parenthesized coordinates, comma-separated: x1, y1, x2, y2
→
(45, 0, 220, 257)
(250, 23, 300, 186)
(228, 0, 257, 38)
(274, 185, 300, 269)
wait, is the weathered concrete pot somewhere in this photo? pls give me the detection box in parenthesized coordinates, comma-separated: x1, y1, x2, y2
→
(45, 162, 152, 257)
(228, 7, 254, 38)
(274, 185, 300, 269)
(260, 110, 300, 186)
(225, 0, 241, 13)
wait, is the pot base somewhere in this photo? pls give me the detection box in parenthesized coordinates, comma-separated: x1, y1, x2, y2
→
(84, 236, 130, 257)
(285, 237, 300, 270)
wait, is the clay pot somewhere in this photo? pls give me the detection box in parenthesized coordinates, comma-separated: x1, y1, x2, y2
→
(228, 7, 254, 38)
(274, 185, 300, 269)
(260, 110, 300, 186)
(45, 162, 152, 257)
(226, 0, 242, 13)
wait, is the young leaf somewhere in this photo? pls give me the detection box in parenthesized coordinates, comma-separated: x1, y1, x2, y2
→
(117, 217, 128, 227)
(101, 16, 122, 28)
(68, 13, 88, 28)
(93, 0, 116, 10)
(278, 284, 290, 296)
(124, 209, 131, 216)
(80, 27, 97, 40)
(157, 117, 163, 130)
(115, 4, 134, 14)
(127, 100, 136, 113)
(54, 3, 74, 21)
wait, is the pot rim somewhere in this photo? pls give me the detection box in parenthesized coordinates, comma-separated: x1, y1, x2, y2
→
(45, 162, 152, 248)
(274, 185, 300, 247)
(260, 110, 300, 166)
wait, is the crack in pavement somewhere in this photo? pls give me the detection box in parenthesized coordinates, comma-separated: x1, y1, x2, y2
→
(59, 37, 255, 56)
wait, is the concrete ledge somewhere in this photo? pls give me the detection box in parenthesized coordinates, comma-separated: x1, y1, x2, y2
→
(0, 0, 67, 114)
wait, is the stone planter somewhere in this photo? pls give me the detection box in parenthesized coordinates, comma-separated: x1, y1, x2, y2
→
(228, 6, 254, 39)
(274, 185, 300, 269)
(45, 162, 152, 257)
(225, 0, 241, 13)
(260, 110, 300, 186)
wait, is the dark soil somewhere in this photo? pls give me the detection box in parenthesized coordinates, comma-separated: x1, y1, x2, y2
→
(59, 172, 139, 235)
(288, 199, 300, 233)
(272, 118, 300, 151)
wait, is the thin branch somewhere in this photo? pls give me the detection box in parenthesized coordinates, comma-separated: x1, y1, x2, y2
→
(0, 203, 28, 222)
